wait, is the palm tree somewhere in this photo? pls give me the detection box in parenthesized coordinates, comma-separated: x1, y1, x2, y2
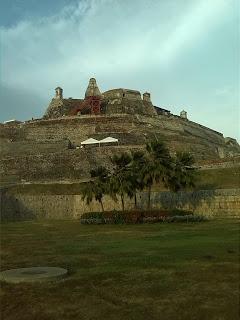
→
(130, 150, 147, 208)
(81, 166, 109, 212)
(167, 152, 196, 192)
(80, 181, 95, 207)
(110, 153, 133, 212)
(144, 140, 172, 209)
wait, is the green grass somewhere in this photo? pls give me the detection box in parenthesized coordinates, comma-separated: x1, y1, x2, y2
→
(196, 167, 240, 189)
(5, 167, 240, 195)
(0, 220, 239, 320)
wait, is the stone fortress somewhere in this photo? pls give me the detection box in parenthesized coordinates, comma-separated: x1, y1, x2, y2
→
(1, 77, 240, 187)
(0, 78, 240, 220)
(44, 78, 163, 119)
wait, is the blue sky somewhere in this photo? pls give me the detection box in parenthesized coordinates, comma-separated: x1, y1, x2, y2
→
(0, 0, 239, 140)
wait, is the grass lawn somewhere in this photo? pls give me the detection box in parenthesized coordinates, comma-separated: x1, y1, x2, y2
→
(0, 219, 239, 320)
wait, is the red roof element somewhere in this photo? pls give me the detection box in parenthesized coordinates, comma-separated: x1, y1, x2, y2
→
(70, 96, 102, 115)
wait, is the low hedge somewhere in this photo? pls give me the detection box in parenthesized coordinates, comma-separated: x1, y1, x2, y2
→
(80, 209, 207, 224)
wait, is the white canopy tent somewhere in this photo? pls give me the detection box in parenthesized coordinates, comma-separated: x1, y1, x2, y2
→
(80, 137, 119, 148)
(81, 138, 100, 145)
(99, 137, 118, 144)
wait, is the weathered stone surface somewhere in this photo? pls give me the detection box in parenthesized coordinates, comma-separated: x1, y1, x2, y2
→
(43, 98, 83, 119)
(103, 88, 142, 101)
(1, 188, 239, 221)
(85, 78, 101, 98)
(1, 78, 240, 189)
(0, 267, 68, 283)
(0, 113, 239, 186)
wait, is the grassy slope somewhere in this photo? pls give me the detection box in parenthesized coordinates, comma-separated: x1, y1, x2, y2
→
(0, 220, 239, 320)
(196, 167, 240, 190)
(6, 167, 240, 195)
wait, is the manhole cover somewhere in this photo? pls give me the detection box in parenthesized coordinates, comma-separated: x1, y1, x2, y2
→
(0, 267, 68, 283)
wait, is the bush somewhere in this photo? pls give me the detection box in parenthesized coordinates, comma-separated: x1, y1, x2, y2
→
(166, 215, 207, 223)
(81, 212, 104, 219)
(80, 218, 103, 225)
(169, 209, 194, 216)
(80, 210, 206, 224)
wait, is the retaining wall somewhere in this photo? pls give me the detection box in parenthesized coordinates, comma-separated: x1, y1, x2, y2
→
(1, 189, 239, 221)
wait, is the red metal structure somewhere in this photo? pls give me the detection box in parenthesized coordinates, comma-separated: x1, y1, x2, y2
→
(70, 96, 101, 116)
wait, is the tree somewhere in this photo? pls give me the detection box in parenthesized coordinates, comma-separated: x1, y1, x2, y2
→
(144, 140, 173, 209)
(109, 153, 133, 212)
(81, 142, 197, 214)
(167, 152, 196, 192)
(80, 181, 95, 207)
(130, 150, 147, 208)
(81, 166, 109, 212)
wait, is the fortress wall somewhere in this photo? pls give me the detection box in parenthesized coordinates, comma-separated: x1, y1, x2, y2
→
(0, 140, 70, 157)
(137, 114, 223, 146)
(0, 117, 232, 186)
(180, 120, 223, 144)
(105, 100, 157, 116)
(0, 114, 237, 187)
(1, 189, 239, 221)
(22, 120, 94, 142)
(136, 114, 218, 143)
(21, 116, 136, 144)
(0, 150, 93, 184)
(0, 146, 145, 186)
(103, 89, 123, 99)
(0, 191, 75, 220)
(138, 189, 240, 218)
(0, 114, 227, 149)
(103, 89, 142, 100)
(145, 115, 224, 144)
(133, 115, 225, 159)
(167, 141, 217, 159)
(199, 161, 240, 170)
(0, 124, 24, 141)
(0, 143, 236, 188)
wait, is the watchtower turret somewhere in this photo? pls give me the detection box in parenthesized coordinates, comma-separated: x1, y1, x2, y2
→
(180, 110, 188, 119)
(85, 78, 101, 98)
(143, 92, 151, 103)
(55, 87, 63, 99)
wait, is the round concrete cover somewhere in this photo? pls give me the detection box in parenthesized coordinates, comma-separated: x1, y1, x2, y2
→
(0, 267, 68, 283)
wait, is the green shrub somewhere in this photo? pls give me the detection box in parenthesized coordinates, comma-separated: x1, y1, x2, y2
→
(167, 215, 207, 223)
(80, 218, 104, 224)
(80, 210, 207, 224)
(113, 212, 126, 224)
(81, 212, 104, 219)
(169, 209, 194, 216)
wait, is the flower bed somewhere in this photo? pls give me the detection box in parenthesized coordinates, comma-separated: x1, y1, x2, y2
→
(80, 209, 207, 224)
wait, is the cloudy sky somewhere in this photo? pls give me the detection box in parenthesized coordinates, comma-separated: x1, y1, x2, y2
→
(0, 0, 239, 140)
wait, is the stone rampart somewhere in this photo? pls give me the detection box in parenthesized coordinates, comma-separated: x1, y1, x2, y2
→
(199, 162, 240, 170)
(1, 114, 239, 187)
(0, 140, 70, 157)
(0, 114, 232, 150)
(0, 146, 144, 186)
(137, 189, 240, 218)
(103, 89, 142, 100)
(1, 188, 239, 221)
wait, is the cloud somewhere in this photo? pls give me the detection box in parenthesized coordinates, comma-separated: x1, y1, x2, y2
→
(1, 0, 231, 89)
(0, 0, 238, 140)
(215, 86, 233, 97)
(154, 0, 232, 66)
